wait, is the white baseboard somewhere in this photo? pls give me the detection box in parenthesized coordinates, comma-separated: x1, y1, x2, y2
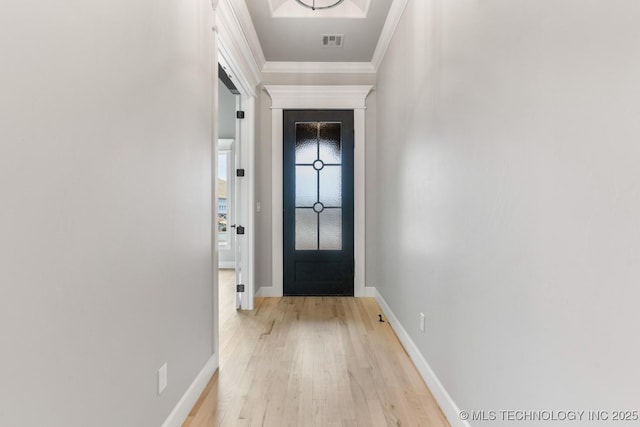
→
(375, 290, 470, 427)
(363, 286, 377, 297)
(255, 286, 377, 298)
(161, 353, 219, 427)
(255, 286, 281, 297)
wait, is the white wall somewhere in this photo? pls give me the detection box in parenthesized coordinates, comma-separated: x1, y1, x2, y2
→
(376, 0, 640, 425)
(255, 72, 377, 292)
(0, 1, 214, 426)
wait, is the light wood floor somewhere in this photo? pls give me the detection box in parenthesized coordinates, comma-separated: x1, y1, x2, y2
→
(183, 269, 450, 427)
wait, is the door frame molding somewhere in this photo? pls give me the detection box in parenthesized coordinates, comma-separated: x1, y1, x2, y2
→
(216, 0, 260, 313)
(264, 85, 373, 297)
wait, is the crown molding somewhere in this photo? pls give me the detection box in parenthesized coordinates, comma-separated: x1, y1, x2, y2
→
(262, 61, 376, 74)
(218, 0, 408, 76)
(227, 0, 266, 68)
(216, 0, 263, 95)
(371, 0, 409, 71)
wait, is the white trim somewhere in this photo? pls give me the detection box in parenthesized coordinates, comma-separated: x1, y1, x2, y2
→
(215, 3, 258, 311)
(371, 0, 409, 71)
(237, 94, 256, 310)
(270, 107, 284, 296)
(218, 0, 408, 75)
(210, 5, 220, 389)
(255, 286, 281, 297)
(161, 355, 219, 427)
(262, 61, 376, 74)
(353, 108, 366, 296)
(216, 0, 261, 95)
(233, 95, 242, 310)
(363, 286, 377, 297)
(218, 138, 234, 150)
(264, 85, 373, 298)
(218, 261, 236, 269)
(375, 290, 470, 427)
(227, 0, 266, 70)
(215, 0, 258, 313)
(264, 85, 372, 110)
(246, 95, 256, 308)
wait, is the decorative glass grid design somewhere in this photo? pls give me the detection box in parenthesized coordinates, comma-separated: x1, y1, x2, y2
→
(294, 122, 342, 250)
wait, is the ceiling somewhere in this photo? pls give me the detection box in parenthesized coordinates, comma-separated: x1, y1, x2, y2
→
(244, 0, 393, 63)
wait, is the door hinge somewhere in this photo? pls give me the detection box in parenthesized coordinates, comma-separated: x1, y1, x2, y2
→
(236, 168, 245, 177)
(236, 284, 245, 292)
(236, 111, 245, 119)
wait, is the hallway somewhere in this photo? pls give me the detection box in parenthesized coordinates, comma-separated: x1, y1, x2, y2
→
(4, 1, 640, 426)
(183, 270, 449, 426)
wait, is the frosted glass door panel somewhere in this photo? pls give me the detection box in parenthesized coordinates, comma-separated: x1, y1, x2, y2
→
(295, 209, 317, 250)
(319, 209, 342, 250)
(319, 166, 341, 207)
(319, 123, 342, 163)
(294, 121, 343, 251)
(295, 166, 317, 206)
(295, 123, 317, 163)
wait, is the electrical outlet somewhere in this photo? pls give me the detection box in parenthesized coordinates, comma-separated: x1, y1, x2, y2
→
(420, 313, 425, 332)
(158, 363, 168, 395)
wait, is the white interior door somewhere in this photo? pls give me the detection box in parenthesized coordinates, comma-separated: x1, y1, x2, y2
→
(233, 95, 243, 309)
(218, 55, 255, 310)
(233, 95, 255, 310)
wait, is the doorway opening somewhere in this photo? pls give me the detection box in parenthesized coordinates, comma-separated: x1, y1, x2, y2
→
(216, 62, 254, 311)
(218, 65, 238, 268)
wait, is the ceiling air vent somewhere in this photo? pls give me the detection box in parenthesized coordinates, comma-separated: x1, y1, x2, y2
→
(321, 34, 344, 48)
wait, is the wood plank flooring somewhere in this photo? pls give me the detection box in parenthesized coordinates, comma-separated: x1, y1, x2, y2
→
(183, 270, 450, 427)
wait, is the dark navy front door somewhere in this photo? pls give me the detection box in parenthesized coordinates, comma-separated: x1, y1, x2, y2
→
(283, 110, 354, 296)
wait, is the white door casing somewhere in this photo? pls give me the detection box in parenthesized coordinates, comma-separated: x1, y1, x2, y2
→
(216, 0, 259, 311)
(264, 85, 373, 297)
